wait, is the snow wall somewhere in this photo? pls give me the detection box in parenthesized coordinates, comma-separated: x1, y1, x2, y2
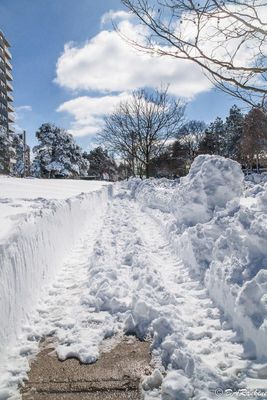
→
(0, 185, 112, 359)
(130, 155, 267, 361)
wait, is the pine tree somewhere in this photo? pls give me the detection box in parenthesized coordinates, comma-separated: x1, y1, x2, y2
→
(32, 123, 89, 178)
(84, 147, 118, 181)
(198, 129, 218, 155)
(224, 105, 244, 160)
(12, 134, 25, 177)
(177, 120, 206, 162)
(209, 117, 226, 156)
(198, 118, 226, 156)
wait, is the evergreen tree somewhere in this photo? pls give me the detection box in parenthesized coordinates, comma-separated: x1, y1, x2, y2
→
(224, 105, 244, 160)
(208, 117, 226, 156)
(84, 147, 118, 181)
(177, 120, 206, 162)
(241, 107, 267, 172)
(0, 127, 16, 174)
(198, 129, 218, 155)
(32, 123, 89, 178)
(12, 134, 25, 177)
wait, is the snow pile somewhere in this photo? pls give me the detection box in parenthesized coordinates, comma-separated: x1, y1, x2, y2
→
(131, 155, 267, 360)
(0, 177, 111, 376)
(161, 371, 193, 400)
(134, 178, 177, 213)
(135, 155, 243, 231)
(245, 173, 267, 185)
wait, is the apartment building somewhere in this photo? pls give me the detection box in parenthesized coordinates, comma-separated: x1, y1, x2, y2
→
(0, 30, 14, 134)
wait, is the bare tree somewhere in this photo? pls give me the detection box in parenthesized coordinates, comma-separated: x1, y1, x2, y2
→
(121, 0, 267, 106)
(177, 120, 206, 161)
(98, 87, 185, 178)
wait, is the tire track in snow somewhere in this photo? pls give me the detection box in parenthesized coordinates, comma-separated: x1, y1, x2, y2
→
(6, 189, 266, 400)
(84, 191, 266, 398)
(132, 203, 251, 395)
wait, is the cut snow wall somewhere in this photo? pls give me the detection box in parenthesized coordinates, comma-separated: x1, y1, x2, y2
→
(0, 185, 112, 358)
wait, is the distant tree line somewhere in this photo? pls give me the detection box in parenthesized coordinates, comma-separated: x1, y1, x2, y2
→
(99, 87, 267, 178)
(170, 105, 267, 176)
(1, 91, 266, 180)
(31, 123, 119, 180)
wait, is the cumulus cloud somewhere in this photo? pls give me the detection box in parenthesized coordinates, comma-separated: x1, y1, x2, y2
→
(56, 12, 213, 137)
(57, 93, 131, 137)
(101, 10, 133, 25)
(55, 19, 211, 97)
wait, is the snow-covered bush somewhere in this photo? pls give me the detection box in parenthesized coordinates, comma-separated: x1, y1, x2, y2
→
(32, 123, 89, 178)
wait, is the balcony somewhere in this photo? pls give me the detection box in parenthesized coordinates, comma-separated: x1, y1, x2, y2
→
(4, 46, 12, 60)
(6, 69, 13, 81)
(0, 60, 5, 72)
(0, 95, 7, 106)
(8, 112, 15, 123)
(7, 92, 13, 102)
(0, 107, 8, 117)
(6, 80, 13, 92)
(8, 124, 15, 133)
(0, 71, 6, 82)
(5, 58, 12, 71)
(0, 32, 11, 48)
(8, 102, 14, 113)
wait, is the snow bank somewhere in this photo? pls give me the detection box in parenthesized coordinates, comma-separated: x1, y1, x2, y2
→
(0, 178, 111, 368)
(131, 155, 267, 360)
(245, 173, 267, 185)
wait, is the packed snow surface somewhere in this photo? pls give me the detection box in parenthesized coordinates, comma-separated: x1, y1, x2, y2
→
(1, 156, 267, 400)
(0, 177, 108, 239)
(0, 177, 111, 400)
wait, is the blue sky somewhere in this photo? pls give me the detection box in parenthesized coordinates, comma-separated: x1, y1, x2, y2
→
(0, 0, 244, 150)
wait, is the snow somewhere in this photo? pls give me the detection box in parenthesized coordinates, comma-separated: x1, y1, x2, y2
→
(161, 371, 193, 400)
(0, 177, 111, 399)
(1, 155, 267, 400)
(0, 177, 108, 239)
(131, 155, 267, 362)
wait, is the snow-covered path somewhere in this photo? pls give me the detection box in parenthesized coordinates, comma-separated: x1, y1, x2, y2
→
(3, 183, 267, 400)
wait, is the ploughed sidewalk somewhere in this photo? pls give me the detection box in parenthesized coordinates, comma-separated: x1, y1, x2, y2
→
(21, 336, 151, 400)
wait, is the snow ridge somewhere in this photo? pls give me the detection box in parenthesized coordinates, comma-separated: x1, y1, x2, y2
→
(0, 183, 111, 397)
(131, 155, 267, 362)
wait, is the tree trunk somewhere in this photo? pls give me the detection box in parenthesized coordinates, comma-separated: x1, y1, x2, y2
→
(256, 154, 259, 174)
(145, 162, 150, 178)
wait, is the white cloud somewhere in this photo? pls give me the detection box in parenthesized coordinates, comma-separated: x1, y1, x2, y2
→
(15, 105, 32, 112)
(14, 105, 32, 128)
(101, 10, 133, 25)
(55, 12, 213, 137)
(55, 18, 211, 98)
(57, 93, 131, 137)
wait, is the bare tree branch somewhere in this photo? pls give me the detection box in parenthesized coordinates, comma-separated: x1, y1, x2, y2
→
(121, 0, 267, 105)
(98, 87, 185, 177)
